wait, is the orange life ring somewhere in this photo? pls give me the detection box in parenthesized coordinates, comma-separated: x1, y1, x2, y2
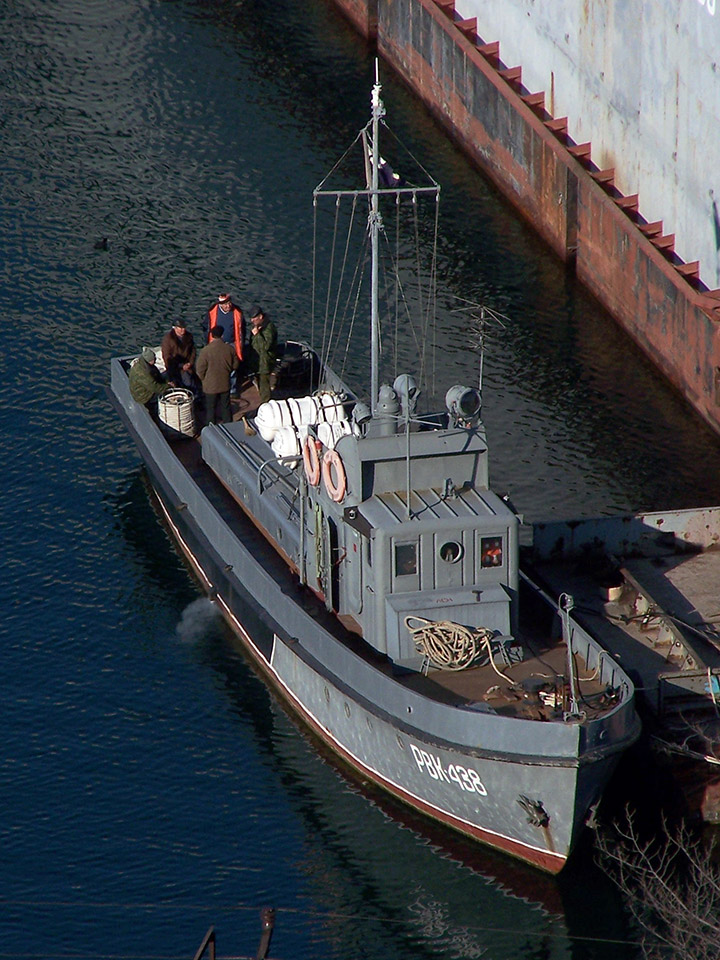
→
(322, 449, 347, 502)
(302, 436, 321, 486)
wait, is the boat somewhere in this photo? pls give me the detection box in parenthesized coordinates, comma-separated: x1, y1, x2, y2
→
(530, 507, 720, 824)
(109, 68, 639, 873)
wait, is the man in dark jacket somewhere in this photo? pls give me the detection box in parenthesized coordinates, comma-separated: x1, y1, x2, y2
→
(128, 347, 170, 408)
(196, 325, 239, 426)
(247, 307, 278, 405)
(161, 319, 197, 390)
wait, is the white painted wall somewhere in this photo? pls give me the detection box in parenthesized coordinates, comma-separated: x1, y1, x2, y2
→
(455, 0, 720, 287)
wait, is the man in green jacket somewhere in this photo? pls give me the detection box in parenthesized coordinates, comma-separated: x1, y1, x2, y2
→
(247, 307, 278, 405)
(128, 347, 171, 407)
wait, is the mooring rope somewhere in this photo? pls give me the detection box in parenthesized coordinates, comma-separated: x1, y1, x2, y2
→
(405, 616, 495, 671)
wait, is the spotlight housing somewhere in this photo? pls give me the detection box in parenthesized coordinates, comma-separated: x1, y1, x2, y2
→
(445, 384, 482, 425)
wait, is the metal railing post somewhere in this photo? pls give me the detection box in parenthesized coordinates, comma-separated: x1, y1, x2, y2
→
(193, 926, 216, 960)
(256, 907, 276, 960)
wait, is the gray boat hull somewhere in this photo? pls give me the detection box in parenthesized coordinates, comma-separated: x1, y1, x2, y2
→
(110, 358, 638, 872)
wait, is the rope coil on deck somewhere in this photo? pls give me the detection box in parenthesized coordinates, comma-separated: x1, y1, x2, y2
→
(405, 616, 493, 671)
(158, 388, 195, 437)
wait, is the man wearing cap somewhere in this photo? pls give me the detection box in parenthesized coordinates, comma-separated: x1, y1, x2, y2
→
(161, 319, 197, 391)
(205, 293, 244, 395)
(196, 326, 239, 426)
(206, 294, 244, 355)
(128, 347, 171, 408)
(246, 307, 278, 405)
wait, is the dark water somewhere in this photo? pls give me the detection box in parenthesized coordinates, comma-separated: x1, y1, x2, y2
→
(4, 1, 720, 958)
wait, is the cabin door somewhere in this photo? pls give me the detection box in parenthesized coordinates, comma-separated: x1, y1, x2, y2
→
(322, 515, 339, 612)
(344, 526, 363, 615)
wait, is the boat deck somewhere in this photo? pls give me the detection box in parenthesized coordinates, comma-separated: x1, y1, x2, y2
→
(162, 378, 614, 725)
(400, 644, 614, 721)
(530, 549, 720, 750)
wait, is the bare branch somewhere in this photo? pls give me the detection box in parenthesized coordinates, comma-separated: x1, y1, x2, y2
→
(595, 808, 720, 960)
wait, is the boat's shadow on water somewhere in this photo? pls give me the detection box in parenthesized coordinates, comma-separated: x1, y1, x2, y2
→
(109, 470, 205, 595)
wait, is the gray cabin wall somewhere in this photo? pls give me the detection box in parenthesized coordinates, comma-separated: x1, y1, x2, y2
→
(353, 512, 519, 661)
(337, 427, 490, 502)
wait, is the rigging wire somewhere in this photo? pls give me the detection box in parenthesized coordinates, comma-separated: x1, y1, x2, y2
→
(378, 221, 425, 357)
(429, 191, 440, 399)
(370, 188, 441, 401)
(311, 197, 318, 360)
(319, 194, 342, 378)
(378, 119, 439, 191)
(393, 191, 400, 384)
(316, 192, 371, 386)
(338, 235, 370, 385)
(313, 112, 442, 396)
(324, 193, 359, 377)
(410, 191, 427, 389)
(313, 129, 365, 194)
(313, 109, 444, 403)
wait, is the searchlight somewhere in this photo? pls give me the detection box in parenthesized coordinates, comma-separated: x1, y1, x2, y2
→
(445, 384, 482, 426)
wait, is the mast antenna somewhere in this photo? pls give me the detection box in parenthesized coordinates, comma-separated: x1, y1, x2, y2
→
(453, 297, 509, 396)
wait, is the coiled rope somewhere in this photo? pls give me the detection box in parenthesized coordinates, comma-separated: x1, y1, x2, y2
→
(405, 616, 496, 671)
(158, 388, 195, 437)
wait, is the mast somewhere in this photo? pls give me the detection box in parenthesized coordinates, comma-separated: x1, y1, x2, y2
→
(313, 63, 438, 411)
(370, 64, 384, 415)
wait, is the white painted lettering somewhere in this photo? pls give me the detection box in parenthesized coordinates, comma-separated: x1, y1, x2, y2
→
(467, 767, 488, 796)
(429, 753, 451, 782)
(410, 742, 488, 797)
(421, 749, 438, 779)
(410, 743, 425, 770)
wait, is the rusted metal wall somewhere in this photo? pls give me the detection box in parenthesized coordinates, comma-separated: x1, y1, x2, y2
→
(330, 0, 720, 436)
(575, 176, 720, 423)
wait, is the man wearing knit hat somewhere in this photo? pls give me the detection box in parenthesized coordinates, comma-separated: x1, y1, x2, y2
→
(128, 347, 171, 407)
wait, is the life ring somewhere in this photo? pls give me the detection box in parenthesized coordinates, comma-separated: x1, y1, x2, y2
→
(322, 449, 347, 502)
(302, 436, 321, 486)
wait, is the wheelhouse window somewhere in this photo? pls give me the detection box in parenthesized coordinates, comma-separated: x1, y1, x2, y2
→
(395, 542, 417, 576)
(439, 540, 463, 563)
(480, 536, 503, 568)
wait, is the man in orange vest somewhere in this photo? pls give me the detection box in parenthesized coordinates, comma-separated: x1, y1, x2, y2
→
(205, 293, 244, 393)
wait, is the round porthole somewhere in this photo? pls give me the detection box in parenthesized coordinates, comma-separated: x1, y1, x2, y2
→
(439, 540, 463, 563)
